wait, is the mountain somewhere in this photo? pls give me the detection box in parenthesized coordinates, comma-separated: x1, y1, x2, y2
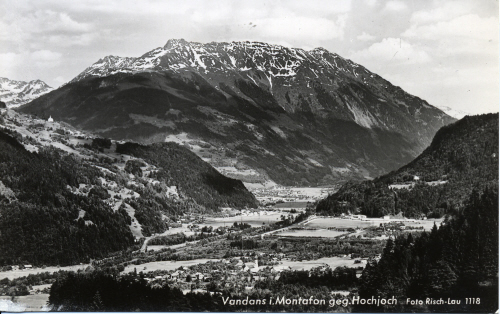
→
(316, 113, 499, 218)
(0, 77, 53, 108)
(0, 109, 256, 266)
(19, 39, 456, 186)
(436, 105, 469, 119)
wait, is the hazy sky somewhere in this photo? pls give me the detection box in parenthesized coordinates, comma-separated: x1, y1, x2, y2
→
(1, 0, 498, 114)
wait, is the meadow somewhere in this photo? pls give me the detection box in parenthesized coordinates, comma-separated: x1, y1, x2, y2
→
(305, 218, 376, 229)
(274, 229, 347, 238)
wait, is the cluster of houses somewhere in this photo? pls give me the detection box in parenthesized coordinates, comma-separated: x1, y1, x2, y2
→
(253, 186, 325, 205)
(9, 265, 33, 271)
(138, 255, 294, 292)
(239, 209, 273, 216)
(340, 213, 424, 223)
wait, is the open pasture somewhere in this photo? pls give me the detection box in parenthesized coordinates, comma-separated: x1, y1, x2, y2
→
(0, 294, 50, 312)
(403, 219, 444, 231)
(275, 229, 347, 238)
(306, 217, 443, 231)
(122, 258, 218, 273)
(273, 201, 309, 209)
(281, 256, 367, 271)
(203, 212, 287, 228)
(0, 264, 89, 281)
(306, 218, 377, 229)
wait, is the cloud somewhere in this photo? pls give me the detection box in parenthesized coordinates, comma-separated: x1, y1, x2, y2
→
(402, 14, 499, 64)
(14, 10, 91, 35)
(53, 76, 66, 87)
(0, 50, 62, 82)
(351, 38, 431, 67)
(186, 1, 350, 45)
(364, 0, 377, 7)
(409, 2, 473, 25)
(416, 65, 499, 114)
(250, 14, 347, 43)
(357, 32, 376, 41)
(403, 14, 498, 41)
(0, 53, 22, 78)
(383, 1, 407, 11)
(0, 0, 497, 115)
(31, 50, 62, 67)
(1, 9, 95, 49)
(46, 32, 98, 47)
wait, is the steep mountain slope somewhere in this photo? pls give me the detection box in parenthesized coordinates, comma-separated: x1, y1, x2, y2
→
(0, 77, 53, 108)
(0, 110, 256, 266)
(20, 39, 455, 186)
(316, 113, 499, 218)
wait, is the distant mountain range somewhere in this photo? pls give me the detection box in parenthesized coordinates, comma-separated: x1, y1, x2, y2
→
(436, 105, 469, 119)
(20, 39, 456, 186)
(0, 77, 53, 108)
(316, 113, 499, 218)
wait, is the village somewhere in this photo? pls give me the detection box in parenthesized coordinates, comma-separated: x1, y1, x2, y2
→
(121, 252, 365, 295)
(252, 185, 336, 205)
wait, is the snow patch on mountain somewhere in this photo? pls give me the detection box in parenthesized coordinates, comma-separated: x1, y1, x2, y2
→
(0, 77, 53, 108)
(70, 39, 375, 86)
(437, 106, 469, 119)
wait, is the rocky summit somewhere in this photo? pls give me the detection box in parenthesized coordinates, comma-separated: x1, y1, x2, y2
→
(20, 39, 456, 186)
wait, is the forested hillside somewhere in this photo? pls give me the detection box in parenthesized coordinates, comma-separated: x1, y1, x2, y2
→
(316, 114, 498, 218)
(116, 142, 257, 210)
(0, 111, 257, 266)
(0, 128, 134, 266)
(358, 185, 498, 313)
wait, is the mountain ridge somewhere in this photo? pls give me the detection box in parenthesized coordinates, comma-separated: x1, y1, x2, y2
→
(20, 39, 456, 186)
(0, 77, 53, 108)
(316, 113, 499, 218)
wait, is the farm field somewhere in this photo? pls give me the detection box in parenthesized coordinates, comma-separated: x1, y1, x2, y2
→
(121, 255, 365, 276)
(305, 218, 377, 229)
(274, 229, 347, 238)
(146, 245, 170, 251)
(305, 217, 444, 231)
(273, 201, 309, 209)
(287, 187, 333, 198)
(0, 294, 50, 312)
(403, 219, 444, 231)
(0, 264, 89, 281)
(122, 259, 219, 273)
(280, 256, 367, 271)
(203, 212, 288, 228)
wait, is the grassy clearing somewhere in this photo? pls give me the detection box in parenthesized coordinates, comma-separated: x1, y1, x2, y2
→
(0, 264, 88, 281)
(280, 256, 366, 271)
(203, 213, 285, 228)
(276, 229, 347, 238)
(306, 218, 376, 229)
(122, 259, 218, 273)
(273, 201, 309, 208)
(0, 294, 50, 312)
(403, 219, 444, 231)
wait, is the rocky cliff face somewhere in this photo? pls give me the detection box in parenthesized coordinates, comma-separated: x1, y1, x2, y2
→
(20, 39, 455, 186)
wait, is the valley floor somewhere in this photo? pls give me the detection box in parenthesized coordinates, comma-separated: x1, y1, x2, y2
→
(0, 210, 438, 312)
